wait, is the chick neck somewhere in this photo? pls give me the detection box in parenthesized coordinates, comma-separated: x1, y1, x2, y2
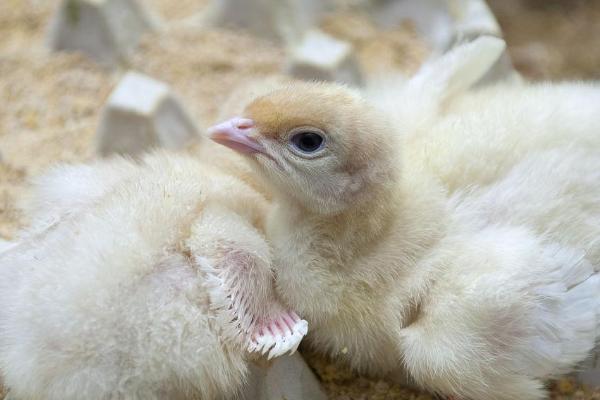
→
(267, 161, 447, 324)
(279, 172, 399, 253)
(266, 169, 397, 315)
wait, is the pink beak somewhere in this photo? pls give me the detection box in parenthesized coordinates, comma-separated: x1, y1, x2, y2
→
(207, 117, 264, 154)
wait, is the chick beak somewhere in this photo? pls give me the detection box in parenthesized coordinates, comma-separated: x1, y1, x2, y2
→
(208, 117, 265, 155)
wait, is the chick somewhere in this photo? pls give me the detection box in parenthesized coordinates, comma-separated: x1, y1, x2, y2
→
(208, 53, 600, 399)
(0, 152, 307, 400)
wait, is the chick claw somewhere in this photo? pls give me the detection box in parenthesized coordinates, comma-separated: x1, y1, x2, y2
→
(247, 312, 308, 359)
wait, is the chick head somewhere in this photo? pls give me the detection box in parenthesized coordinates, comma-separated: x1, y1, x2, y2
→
(209, 82, 399, 215)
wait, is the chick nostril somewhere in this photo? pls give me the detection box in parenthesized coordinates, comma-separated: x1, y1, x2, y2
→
(234, 118, 255, 130)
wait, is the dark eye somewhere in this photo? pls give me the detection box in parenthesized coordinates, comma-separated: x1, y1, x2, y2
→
(290, 132, 325, 153)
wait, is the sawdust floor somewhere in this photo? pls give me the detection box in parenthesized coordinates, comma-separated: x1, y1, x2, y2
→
(1, 0, 599, 399)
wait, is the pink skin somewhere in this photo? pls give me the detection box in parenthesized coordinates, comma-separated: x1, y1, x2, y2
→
(208, 117, 264, 154)
(247, 310, 306, 359)
(249, 311, 301, 343)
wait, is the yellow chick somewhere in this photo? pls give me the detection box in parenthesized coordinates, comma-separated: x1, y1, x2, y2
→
(0, 152, 307, 400)
(208, 40, 600, 399)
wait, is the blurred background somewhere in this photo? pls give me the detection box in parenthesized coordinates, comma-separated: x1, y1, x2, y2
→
(1, 0, 600, 399)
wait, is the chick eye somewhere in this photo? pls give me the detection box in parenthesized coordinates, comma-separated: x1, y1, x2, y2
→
(290, 132, 325, 154)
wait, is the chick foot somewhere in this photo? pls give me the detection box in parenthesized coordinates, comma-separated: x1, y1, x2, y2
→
(248, 311, 308, 359)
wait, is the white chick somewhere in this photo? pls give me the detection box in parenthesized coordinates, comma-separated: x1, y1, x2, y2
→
(0, 152, 307, 400)
(207, 40, 600, 400)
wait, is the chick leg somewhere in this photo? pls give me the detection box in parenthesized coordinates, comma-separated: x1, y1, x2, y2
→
(187, 205, 308, 359)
